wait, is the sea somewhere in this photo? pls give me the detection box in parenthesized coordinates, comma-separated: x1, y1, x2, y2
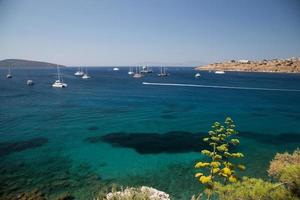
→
(0, 67, 300, 199)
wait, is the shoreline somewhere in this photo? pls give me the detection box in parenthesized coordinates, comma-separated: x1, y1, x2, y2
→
(195, 57, 300, 74)
(195, 69, 300, 74)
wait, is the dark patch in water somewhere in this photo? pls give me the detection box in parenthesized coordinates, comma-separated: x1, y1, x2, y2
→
(240, 132, 300, 145)
(286, 113, 300, 120)
(0, 137, 48, 157)
(86, 131, 208, 154)
(86, 130, 300, 154)
(161, 114, 177, 119)
(161, 109, 174, 114)
(88, 126, 99, 131)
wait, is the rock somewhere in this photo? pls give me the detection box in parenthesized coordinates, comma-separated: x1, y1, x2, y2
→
(13, 190, 46, 200)
(56, 193, 75, 200)
(140, 186, 170, 200)
(104, 186, 170, 200)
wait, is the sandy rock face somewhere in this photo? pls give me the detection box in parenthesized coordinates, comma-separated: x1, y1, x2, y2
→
(105, 186, 170, 200)
(140, 186, 170, 200)
(196, 57, 300, 73)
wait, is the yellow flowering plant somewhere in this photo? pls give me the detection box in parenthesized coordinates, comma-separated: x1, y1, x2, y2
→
(194, 117, 245, 200)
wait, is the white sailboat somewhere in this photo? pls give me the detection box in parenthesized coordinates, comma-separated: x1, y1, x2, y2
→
(128, 67, 134, 75)
(26, 68, 34, 86)
(6, 65, 12, 78)
(158, 67, 169, 77)
(195, 73, 201, 78)
(27, 80, 34, 86)
(52, 65, 67, 88)
(113, 67, 119, 71)
(82, 67, 91, 79)
(133, 66, 143, 78)
(74, 67, 84, 76)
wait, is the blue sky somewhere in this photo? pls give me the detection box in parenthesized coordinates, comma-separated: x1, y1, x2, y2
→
(0, 0, 299, 66)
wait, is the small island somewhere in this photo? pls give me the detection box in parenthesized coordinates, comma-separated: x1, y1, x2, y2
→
(196, 57, 300, 73)
(0, 59, 65, 68)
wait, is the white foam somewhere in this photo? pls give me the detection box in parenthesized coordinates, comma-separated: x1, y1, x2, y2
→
(142, 82, 300, 92)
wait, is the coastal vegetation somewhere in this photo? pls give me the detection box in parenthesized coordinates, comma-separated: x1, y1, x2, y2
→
(196, 57, 300, 73)
(212, 149, 300, 200)
(192, 117, 300, 200)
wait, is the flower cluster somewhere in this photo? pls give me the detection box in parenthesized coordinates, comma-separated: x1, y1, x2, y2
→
(194, 117, 245, 187)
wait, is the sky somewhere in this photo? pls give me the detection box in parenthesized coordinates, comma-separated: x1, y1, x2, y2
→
(0, 0, 300, 66)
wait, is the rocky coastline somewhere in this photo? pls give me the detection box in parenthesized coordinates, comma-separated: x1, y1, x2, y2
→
(196, 57, 300, 73)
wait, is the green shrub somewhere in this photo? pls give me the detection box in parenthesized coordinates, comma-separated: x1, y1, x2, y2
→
(268, 149, 300, 178)
(268, 149, 300, 198)
(277, 164, 300, 198)
(214, 177, 297, 200)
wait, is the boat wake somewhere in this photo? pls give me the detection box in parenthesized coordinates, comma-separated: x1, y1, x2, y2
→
(142, 82, 300, 92)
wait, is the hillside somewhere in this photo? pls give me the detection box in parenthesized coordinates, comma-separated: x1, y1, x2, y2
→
(196, 57, 300, 73)
(0, 59, 65, 68)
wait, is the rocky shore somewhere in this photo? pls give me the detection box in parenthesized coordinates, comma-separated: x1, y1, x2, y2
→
(102, 186, 170, 200)
(196, 57, 300, 73)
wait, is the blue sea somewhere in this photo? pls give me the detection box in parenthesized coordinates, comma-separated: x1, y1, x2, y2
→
(1, 67, 300, 199)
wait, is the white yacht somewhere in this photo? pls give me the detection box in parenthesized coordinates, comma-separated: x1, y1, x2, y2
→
(82, 67, 91, 79)
(128, 67, 134, 75)
(6, 66, 12, 78)
(133, 66, 143, 78)
(215, 70, 225, 74)
(195, 73, 201, 78)
(158, 67, 169, 77)
(133, 73, 143, 78)
(113, 67, 120, 71)
(52, 65, 67, 88)
(27, 80, 34, 86)
(74, 67, 84, 76)
(140, 65, 153, 74)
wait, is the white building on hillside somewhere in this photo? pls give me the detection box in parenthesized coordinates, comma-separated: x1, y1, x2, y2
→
(238, 59, 250, 64)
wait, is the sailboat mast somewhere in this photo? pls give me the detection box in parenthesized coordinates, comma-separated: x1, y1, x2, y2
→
(57, 65, 61, 81)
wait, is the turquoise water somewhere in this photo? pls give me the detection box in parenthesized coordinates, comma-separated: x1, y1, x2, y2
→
(1, 67, 300, 199)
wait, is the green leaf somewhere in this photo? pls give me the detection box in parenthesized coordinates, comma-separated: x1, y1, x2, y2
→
(201, 150, 212, 156)
(217, 144, 228, 152)
(211, 136, 220, 142)
(231, 139, 240, 145)
(237, 164, 246, 171)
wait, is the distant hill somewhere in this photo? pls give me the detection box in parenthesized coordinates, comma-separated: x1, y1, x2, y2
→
(195, 57, 300, 73)
(0, 59, 65, 68)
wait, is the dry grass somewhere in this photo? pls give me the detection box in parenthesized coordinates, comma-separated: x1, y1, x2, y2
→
(268, 149, 300, 178)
